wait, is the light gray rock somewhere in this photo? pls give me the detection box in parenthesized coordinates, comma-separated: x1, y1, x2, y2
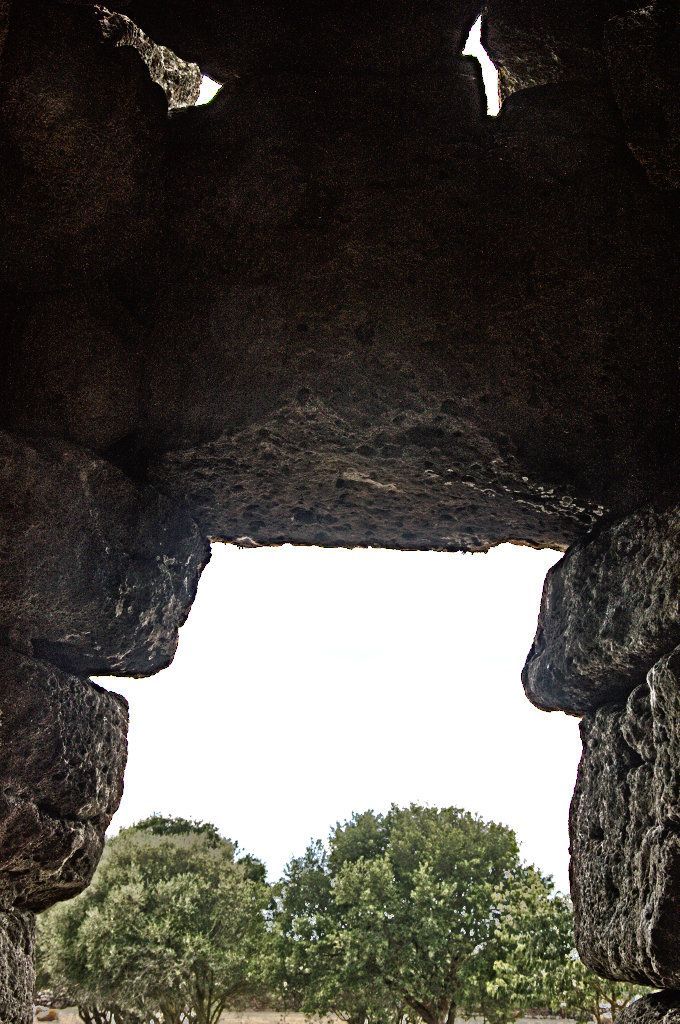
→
(523, 505, 680, 714)
(0, 649, 128, 912)
(570, 647, 680, 987)
(0, 433, 210, 676)
(96, 7, 202, 109)
(0, 910, 34, 1024)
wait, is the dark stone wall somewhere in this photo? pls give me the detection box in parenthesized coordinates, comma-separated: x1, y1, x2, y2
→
(524, 505, 680, 714)
(0, 0, 677, 1018)
(618, 993, 680, 1024)
(0, 0, 677, 553)
(0, 912, 34, 1024)
(570, 654, 680, 987)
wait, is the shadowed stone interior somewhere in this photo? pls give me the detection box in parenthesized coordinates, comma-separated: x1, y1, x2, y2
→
(0, 0, 677, 1017)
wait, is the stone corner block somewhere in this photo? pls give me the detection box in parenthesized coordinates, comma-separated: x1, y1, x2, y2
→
(570, 645, 680, 988)
(0, 647, 129, 912)
(0, 432, 210, 676)
(523, 504, 680, 714)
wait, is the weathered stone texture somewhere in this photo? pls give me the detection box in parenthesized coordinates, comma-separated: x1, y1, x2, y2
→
(570, 648, 680, 987)
(2, 0, 677, 554)
(96, 7, 202, 109)
(605, 2, 680, 189)
(0, 910, 34, 1024)
(618, 993, 680, 1024)
(0, 433, 210, 676)
(0, 0, 677, 1018)
(0, 2, 9, 67)
(0, 649, 128, 912)
(482, 0, 626, 97)
(524, 505, 680, 714)
(100, 0, 482, 81)
(142, 45, 677, 551)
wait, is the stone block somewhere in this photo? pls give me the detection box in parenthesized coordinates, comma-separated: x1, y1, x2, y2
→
(0, 911, 34, 1024)
(523, 505, 680, 714)
(96, 8, 201, 109)
(0, 648, 128, 912)
(0, 433, 210, 676)
(104, 0, 482, 81)
(570, 646, 680, 987)
(618, 993, 680, 1024)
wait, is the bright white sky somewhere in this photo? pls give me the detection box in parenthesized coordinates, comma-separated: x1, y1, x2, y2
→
(110, 28, 546, 890)
(100, 542, 579, 893)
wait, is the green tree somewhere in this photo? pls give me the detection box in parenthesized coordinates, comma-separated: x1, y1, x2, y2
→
(269, 839, 400, 1024)
(562, 963, 648, 1024)
(487, 867, 648, 1024)
(129, 814, 266, 880)
(271, 804, 522, 1024)
(38, 818, 270, 1024)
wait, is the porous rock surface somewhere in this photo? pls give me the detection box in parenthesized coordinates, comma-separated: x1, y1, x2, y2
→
(0, 0, 678, 1018)
(523, 505, 680, 714)
(1, 0, 677, 553)
(0, 648, 128, 912)
(0, 911, 34, 1024)
(618, 993, 680, 1024)
(570, 647, 680, 987)
(143, 40, 676, 550)
(0, 432, 210, 676)
(1, 291, 143, 452)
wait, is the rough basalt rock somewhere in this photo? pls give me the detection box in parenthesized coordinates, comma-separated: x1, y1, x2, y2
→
(482, 0, 628, 98)
(2, 0, 678, 554)
(570, 648, 680, 987)
(96, 7, 201, 109)
(0, 433, 210, 676)
(141, 35, 677, 551)
(0, 291, 143, 452)
(0, 0, 167, 290)
(0, 911, 34, 1024)
(605, 3, 680, 190)
(99, 0, 482, 81)
(0, 649, 128, 911)
(618, 993, 680, 1024)
(523, 505, 680, 714)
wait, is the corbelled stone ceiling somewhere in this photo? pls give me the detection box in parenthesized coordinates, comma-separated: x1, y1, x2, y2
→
(0, 0, 677, 1018)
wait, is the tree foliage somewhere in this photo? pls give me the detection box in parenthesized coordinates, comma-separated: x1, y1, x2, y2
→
(37, 818, 270, 1024)
(270, 804, 522, 1024)
(38, 805, 650, 1024)
(486, 866, 647, 1024)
